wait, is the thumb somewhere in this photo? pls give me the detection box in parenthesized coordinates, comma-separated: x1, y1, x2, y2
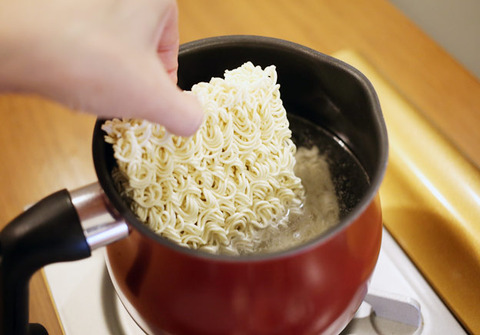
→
(140, 81, 204, 137)
(96, 52, 204, 137)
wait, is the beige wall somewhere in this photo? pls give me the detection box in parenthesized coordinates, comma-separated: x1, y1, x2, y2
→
(389, 0, 480, 80)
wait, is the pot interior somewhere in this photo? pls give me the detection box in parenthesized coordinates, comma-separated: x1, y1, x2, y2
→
(92, 35, 387, 256)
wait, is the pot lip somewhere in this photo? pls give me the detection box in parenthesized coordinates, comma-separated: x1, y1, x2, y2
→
(93, 35, 389, 263)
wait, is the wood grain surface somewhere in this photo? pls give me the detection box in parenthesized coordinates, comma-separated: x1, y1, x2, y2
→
(0, 0, 478, 334)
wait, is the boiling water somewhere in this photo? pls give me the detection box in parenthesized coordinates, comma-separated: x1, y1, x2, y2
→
(252, 114, 370, 254)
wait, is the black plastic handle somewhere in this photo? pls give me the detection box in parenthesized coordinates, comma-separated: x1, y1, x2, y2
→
(0, 189, 91, 335)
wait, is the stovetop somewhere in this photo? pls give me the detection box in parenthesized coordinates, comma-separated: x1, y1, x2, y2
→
(42, 50, 478, 334)
(43, 228, 466, 334)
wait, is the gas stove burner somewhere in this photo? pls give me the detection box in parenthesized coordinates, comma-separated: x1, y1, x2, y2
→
(44, 228, 465, 334)
(342, 290, 422, 334)
(112, 289, 425, 335)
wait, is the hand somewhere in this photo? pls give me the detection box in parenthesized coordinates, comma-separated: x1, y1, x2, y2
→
(0, 0, 203, 136)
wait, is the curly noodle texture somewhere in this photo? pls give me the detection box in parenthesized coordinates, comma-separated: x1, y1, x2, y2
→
(102, 62, 305, 254)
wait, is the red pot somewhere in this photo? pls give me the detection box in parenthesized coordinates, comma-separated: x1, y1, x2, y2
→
(0, 36, 388, 335)
(106, 196, 382, 335)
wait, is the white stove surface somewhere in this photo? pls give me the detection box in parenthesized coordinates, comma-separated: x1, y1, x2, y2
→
(43, 228, 466, 334)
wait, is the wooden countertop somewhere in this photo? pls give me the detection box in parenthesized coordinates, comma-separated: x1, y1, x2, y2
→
(0, 0, 478, 334)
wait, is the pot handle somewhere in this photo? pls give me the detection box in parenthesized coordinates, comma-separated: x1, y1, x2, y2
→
(0, 183, 129, 335)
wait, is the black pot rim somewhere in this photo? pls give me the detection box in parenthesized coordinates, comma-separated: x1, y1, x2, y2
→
(92, 35, 388, 262)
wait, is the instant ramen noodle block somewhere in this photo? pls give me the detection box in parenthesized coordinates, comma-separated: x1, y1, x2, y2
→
(102, 62, 307, 254)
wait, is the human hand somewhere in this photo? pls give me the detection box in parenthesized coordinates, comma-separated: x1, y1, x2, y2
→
(0, 0, 203, 136)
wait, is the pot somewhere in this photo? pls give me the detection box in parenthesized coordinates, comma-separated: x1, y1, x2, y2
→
(0, 36, 388, 335)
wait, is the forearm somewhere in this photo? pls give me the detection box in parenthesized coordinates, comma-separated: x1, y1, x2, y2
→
(0, 4, 28, 92)
(0, 2, 53, 93)
(0, 0, 203, 136)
